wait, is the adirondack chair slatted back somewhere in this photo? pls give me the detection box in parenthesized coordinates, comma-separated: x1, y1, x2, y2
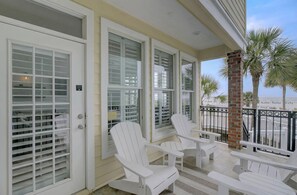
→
(171, 114, 193, 148)
(110, 122, 149, 178)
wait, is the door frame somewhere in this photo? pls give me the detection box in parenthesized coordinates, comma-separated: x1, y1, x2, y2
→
(0, 0, 95, 191)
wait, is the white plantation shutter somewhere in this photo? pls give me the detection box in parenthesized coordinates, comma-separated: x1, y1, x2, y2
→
(11, 43, 70, 195)
(154, 49, 174, 128)
(107, 33, 142, 135)
(181, 59, 194, 120)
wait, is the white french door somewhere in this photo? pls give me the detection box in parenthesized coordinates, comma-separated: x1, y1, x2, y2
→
(0, 22, 85, 195)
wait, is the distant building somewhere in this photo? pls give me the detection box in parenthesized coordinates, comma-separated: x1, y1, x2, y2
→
(203, 97, 297, 111)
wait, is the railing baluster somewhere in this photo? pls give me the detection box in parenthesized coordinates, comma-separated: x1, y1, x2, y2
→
(225, 110, 229, 142)
(293, 112, 296, 151)
(265, 112, 268, 145)
(287, 112, 291, 151)
(272, 114, 275, 147)
(278, 114, 282, 148)
(220, 109, 223, 142)
(257, 110, 261, 144)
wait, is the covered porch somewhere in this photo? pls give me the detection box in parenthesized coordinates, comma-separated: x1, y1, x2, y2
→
(0, 0, 248, 195)
(90, 142, 297, 194)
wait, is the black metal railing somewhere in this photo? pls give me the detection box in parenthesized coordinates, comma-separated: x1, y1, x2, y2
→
(200, 106, 296, 151)
(257, 110, 290, 150)
(200, 106, 228, 143)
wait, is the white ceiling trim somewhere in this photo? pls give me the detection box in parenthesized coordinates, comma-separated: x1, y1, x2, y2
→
(199, 0, 247, 50)
(104, 0, 223, 50)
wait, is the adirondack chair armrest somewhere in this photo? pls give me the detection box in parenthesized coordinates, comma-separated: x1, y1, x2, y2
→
(145, 143, 184, 158)
(176, 134, 208, 144)
(115, 154, 153, 178)
(231, 151, 297, 171)
(240, 141, 293, 156)
(208, 171, 269, 195)
(191, 129, 221, 137)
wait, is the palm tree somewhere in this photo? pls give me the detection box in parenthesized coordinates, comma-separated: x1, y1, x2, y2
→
(219, 58, 228, 79)
(265, 40, 296, 110)
(201, 75, 219, 105)
(244, 27, 282, 109)
(243, 91, 253, 107)
(287, 50, 297, 90)
(216, 95, 227, 104)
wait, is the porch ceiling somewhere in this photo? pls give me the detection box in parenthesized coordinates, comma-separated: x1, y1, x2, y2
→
(104, 0, 223, 50)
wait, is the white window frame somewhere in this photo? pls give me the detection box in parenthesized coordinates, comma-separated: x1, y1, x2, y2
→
(101, 18, 150, 159)
(151, 39, 179, 142)
(180, 52, 200, 124)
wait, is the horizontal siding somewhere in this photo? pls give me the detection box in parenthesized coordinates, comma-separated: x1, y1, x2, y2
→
(219, 0, 246, 36)
(73, 0, 198, 190)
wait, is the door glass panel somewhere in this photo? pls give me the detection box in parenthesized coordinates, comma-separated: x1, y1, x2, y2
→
(35, 132, 53, 162)
(55, 52, 70, 78)
(12, 165, 33, 195)
(12, 75, 33, 104)
(12, 136, 33, 167)
(12, 44, 33, 74)
(36, 77, 53, 103)
(55, 130, 70, 155)
(35, 49, 53, 76)
(35, 105, 53, 133)
(35, 160, 53, 190)
(55, 105, 70, 130)
(55, 78, 69, 102)
(55, 155, 70, 182)
(10, 43, 71, 195)
(12, 106, 33, 136)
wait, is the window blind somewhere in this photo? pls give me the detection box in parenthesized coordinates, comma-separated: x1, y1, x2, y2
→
(154, 49, 174, 128)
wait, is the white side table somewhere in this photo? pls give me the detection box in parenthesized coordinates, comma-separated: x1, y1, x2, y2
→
(161, 141, 183, 170)
(239, 172, 295, 195)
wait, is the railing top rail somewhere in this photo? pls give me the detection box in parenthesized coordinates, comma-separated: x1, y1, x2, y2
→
(200, 106, 228, 112)
(242, 108, 256, 115)
(258, 109, 291, 118)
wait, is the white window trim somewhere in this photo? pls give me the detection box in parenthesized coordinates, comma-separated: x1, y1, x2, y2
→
(1, 0, 95, 191)
(101, 18, 150, 159)
(180, 52, 200, 124)
(151, 39, 179, 142)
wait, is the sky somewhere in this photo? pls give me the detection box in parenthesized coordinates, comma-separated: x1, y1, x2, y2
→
(201, 0, 297, 98)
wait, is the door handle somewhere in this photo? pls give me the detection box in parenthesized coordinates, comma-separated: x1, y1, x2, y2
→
(78, 124, 84, 129)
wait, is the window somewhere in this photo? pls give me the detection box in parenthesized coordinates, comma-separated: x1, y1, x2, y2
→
(108, 33, 142, 131)
(181, 59, 194, 120)
(154, 49, 174, 128)
(101, 18, 149, 159)
(152, 40, 178, 141)
(180, 52, 199, 123)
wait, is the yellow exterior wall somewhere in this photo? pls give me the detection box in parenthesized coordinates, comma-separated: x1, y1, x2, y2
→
(218, 0, 246, 36)
(73, 0, 198, 189)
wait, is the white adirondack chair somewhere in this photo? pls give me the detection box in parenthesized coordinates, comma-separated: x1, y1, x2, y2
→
(109, 121, 183, 195)
(171, 114, 221, 168)
(232, 141, 297, 182)
(208, 171, 269, 195)
(208, 171, 294, 195)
